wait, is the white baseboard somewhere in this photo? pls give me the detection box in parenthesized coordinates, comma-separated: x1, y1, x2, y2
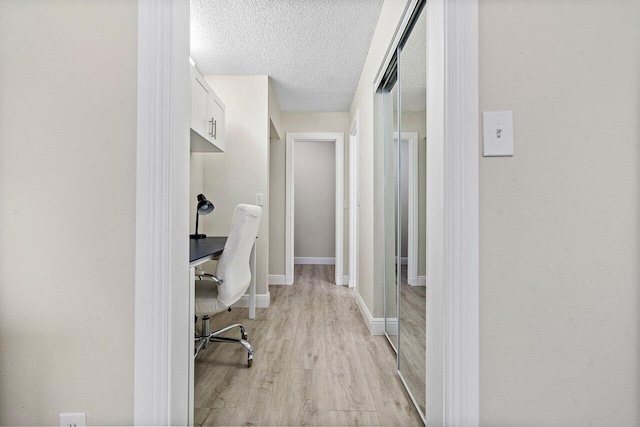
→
(386, 317, 398, 335)
(294, 257, 335, 265)
(231, 292, 270, 308)
(354, 291, 396, 336)
(336, 275, 350, 286)
(285, 275, 293, 286)
(269, 274, 286, 285)
(408, 275, 427, 286)
(272, 273, 349, 286)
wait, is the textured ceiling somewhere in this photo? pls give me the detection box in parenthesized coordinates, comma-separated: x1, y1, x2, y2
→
(190, 0, 383, 112)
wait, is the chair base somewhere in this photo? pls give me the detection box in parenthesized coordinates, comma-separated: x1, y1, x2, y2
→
(194, 320, 254, 367)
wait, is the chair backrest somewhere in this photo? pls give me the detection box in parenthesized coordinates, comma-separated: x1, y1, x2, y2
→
(215, 204, 262, 306)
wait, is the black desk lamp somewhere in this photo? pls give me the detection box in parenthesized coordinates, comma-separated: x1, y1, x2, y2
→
(190, 194, 214, 239)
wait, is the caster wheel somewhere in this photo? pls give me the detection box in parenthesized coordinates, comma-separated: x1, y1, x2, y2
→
(242, 332, 248, 340)
(247, 355, 253, 368)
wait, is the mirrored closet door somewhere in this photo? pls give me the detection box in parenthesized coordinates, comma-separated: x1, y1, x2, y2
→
(398, 6, 426, 417)
(377, 0, 426, 421)
(381, 67, 399, 351)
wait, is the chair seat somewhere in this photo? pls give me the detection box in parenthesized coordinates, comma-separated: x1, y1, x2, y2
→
(195, 280, 228, 315)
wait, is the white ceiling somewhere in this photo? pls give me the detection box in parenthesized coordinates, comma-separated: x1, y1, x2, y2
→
(190, 0, 384, 112)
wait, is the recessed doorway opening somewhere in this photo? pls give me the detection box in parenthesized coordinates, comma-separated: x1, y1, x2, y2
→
(285, 132, 345, 286)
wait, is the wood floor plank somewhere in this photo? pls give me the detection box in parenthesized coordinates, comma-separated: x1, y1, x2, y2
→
(278, 368, 332, 426)
(291, 284, 328, 370)
(328, 410, 382, 426)
(362, 340, 423, 426)
(193, 407, 210, 426)
(265, 294, 302, 340)
(326, 347, 377, 411)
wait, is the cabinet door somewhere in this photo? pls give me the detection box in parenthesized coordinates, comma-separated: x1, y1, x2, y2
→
(191, 71, 212, 142)
(210, 97, 225, 151)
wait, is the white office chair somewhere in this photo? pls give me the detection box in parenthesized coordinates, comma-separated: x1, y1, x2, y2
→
(194, 204, 262, 367)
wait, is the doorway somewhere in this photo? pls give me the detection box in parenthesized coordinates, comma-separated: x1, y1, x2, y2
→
(394, 132, 420, 286)
(285, 132, 345, 286)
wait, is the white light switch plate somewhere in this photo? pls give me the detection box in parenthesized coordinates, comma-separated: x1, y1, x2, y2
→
(482, 111, 514, 156)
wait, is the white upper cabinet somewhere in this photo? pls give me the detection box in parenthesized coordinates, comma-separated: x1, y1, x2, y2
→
(190, 62, 225, 152)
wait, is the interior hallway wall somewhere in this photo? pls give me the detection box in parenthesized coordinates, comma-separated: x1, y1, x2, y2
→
(349, 0, 410, 317)
(269, 112, 350, 277)
(479, 0, 640, 424)
(0, 1, 137, 424)
(294, 140, 336, 258)
(201, 75, 271, 296)
(190, 153, 205, 232)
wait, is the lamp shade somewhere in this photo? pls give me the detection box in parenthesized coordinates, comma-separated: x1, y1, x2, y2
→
(196, 194, 214, 215)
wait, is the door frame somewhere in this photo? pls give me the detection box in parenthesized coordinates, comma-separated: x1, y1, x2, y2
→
(134, 0, 191, 425)
(393, 131, 420, 287)
(349, 112, 360, 290)
(425, 0, 480, 425)
(135, 0, 479, 425)
(285, 132, 345, 286)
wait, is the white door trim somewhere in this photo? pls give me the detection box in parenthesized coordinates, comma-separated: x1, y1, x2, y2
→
(134, 0, 190, 425)
(285, 132, 345, 286)
(349, 112, 360, 291)
(393, 131, 419, 287)
(426, 0, 480, 426)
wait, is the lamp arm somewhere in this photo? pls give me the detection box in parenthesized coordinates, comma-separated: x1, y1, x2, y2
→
(195, 211, 200, 235)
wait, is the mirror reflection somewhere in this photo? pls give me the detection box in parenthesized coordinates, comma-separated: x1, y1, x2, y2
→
(383, 78, 399, 350)
(398, 7, 427, 416)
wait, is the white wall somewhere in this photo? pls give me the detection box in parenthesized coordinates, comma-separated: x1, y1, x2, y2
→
(0, 1, 137, 424)
(350, 0, 410, 317)
(269, 112, 350, 275)
(268, 79, 285, 275)
(269, 138, 286, 274)
(294, 141, 336, 258)
(190, 153, 205, 233)
(201, 75, 271, 296)
(479, 0, 640, 425)
(268, 79, 283, 140)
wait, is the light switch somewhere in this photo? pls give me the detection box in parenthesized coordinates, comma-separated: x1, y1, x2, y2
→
(482, 111, 514, 157)
(255, 193, 263, 206)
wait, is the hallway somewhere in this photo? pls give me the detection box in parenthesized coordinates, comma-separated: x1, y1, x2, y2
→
(194, 264, 422, 426)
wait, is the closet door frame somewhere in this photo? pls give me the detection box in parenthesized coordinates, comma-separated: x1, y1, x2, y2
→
(426, 0, 480, 425)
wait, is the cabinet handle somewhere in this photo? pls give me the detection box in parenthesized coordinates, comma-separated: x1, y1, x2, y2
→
(212, 118, 217, 140)
(208, 119, 214, 137)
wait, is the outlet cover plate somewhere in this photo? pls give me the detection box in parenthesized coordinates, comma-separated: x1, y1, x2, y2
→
(60, 413, 86, 427)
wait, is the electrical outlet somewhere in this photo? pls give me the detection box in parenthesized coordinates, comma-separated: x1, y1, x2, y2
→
(60, 413, 86, 427)
(255, 193, 264, 206)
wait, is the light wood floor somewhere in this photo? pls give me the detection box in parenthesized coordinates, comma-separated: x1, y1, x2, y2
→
(399, 282, 426, 414)
(383, 265, 427, 415)
(194, 264, 423, 426)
